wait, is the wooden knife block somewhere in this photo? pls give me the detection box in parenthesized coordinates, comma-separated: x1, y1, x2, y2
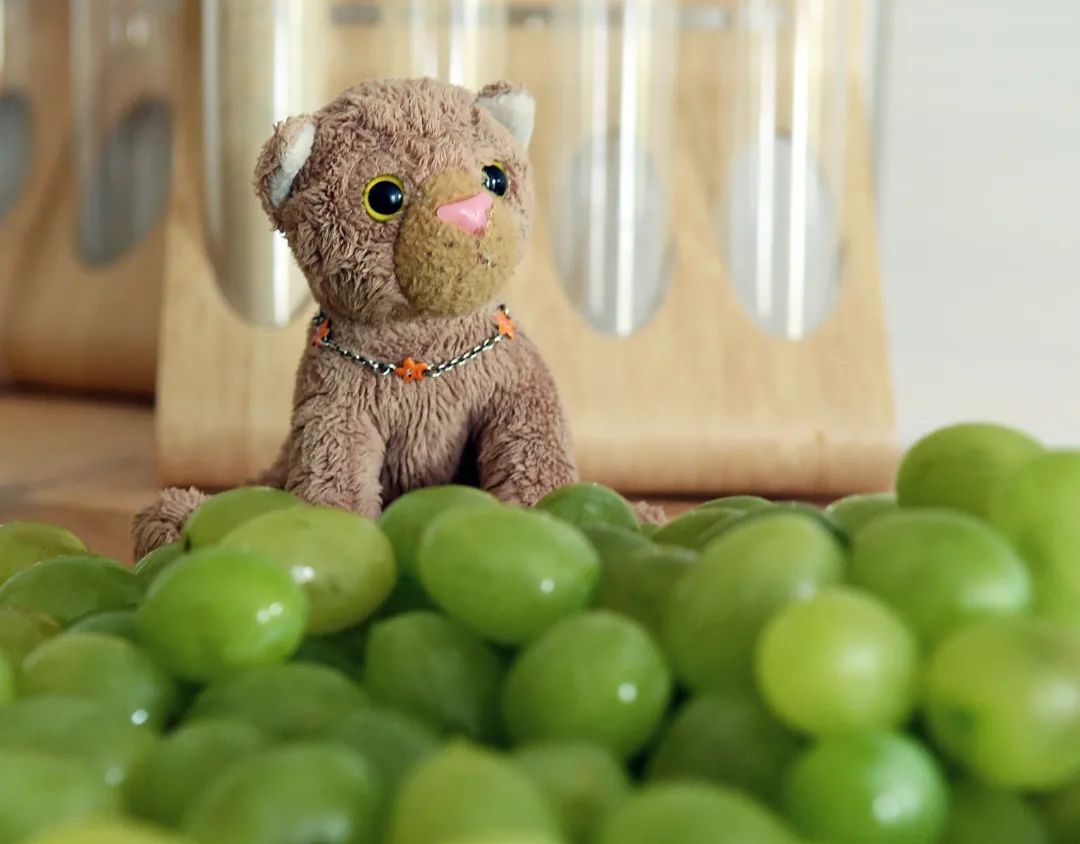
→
(0, 0, 68, 383)
(0, 0, 175, 394)
(156, 0, 896, 497)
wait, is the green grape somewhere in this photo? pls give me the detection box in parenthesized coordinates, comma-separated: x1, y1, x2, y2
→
(897, 422, 1043, 518)
(502, 611, 671, 759)
(646, 689, 800, 803)
(385, 742, 559, 844)
(0, 521, 85, 585)
(292, 623, 369, 679)
(21, 820, 194, 844)
(825, 493, 898, 535)
(182, 743, 382, 844)
(0, 748, 121, 843)
(68, 610, 139, 641)
(377, 575, 437, 618)
(783, 732, 948, 844)
(439, 837, 565, 844)
(127, 720, 264, 827)
(1038, 778, 1080, 844)
(851, 509, 1032, 648)
(514, 741, 630, 844)
(19, 632, 177, 728)
(580, 524, 654, 563)
(595, 782, 798, 844)
(926, 617, 1080, 788)
(0, 607, 59, 665)
(638, 523, 660, 538)
(990, 451, 1080, 621)
(378, 486, 499, 579)
(0, 697, 156, 789)
(440, 837, 564, 844)
(417, 508, 599, 645)
(364, 611, 503, 741)
(0, 650, 11, 705)
(331, 621, 372, 660)
(755, 587, 918, 735)
(292, 634, 364, 681)
(696, 495, 774, 513)
(0, 555, 142, 627)
(534, 483, 639, 532)
(651, 508, 744, 550)
(747, 502, 850, 544)
(181, 486, 300, 550)
(133, 543, 184, 586)
(941, 781, 1047, 844)
(136, 547, 307, 683)
(327, 708, 440, 799)
(219, 506, 396, 634)
(593, 544, 697, 640)
(664, 512, 846, 691)
(187, 662, 369, 740)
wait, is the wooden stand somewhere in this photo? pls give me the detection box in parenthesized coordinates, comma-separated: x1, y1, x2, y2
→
(156, 0, 895, 496)
(155, 0, 337, 487)
(511, 0, 896, 495)
(1, 0, 174, 394)
(0, 0, 69, 382)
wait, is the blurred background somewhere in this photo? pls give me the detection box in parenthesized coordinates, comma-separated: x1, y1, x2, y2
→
(0, 0, 1077, 550)
(873, 0, 1079, 448)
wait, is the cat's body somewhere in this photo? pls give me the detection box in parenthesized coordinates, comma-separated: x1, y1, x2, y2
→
(133, 78, 578, 558)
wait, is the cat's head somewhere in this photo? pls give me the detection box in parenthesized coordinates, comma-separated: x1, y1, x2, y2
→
(254, 77, 535, 324)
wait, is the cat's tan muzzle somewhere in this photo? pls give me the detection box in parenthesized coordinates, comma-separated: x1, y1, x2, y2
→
(394, 169, 518, 317)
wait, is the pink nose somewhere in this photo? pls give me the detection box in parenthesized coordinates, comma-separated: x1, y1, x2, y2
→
(437, 192, 493, 236)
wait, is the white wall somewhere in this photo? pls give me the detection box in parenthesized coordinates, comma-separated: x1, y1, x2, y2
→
(875, 0, 1080, 447)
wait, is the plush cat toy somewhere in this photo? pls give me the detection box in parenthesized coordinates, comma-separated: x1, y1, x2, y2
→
(133, 77, 584, 558)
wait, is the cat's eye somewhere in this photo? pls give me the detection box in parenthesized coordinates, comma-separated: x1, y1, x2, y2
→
(482, 162, 509, 197)
(363, 175, 406, 221)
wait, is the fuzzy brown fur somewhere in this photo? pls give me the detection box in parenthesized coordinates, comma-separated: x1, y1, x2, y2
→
(133, 78, 584, 557)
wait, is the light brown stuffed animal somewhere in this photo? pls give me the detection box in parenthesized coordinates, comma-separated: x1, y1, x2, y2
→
(133, 78, 582, 558)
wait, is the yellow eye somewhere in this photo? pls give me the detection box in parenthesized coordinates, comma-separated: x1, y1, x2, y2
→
(363, 175, 406, 222)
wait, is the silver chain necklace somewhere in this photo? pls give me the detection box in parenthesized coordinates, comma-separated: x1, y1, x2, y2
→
(311, 305, 516, 383)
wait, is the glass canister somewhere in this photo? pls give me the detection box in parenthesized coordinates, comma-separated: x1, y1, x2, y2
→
(381, 0, 509, 88)
(716, 0, 852, 339)
(0, 0, 32, 221)
(70, 0, 179, 266)
(548, 0, 678, 336)
(201, 0, 332, 328)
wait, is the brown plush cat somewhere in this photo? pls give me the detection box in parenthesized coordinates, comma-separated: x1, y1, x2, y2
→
(133, 78, 582, 558)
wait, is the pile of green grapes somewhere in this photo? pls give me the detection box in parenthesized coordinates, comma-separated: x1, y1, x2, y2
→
(1, 423, 1079, 844)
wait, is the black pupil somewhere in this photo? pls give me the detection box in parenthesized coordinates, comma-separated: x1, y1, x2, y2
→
(483, 165, 508, 196)
(368, 180, 404, 216)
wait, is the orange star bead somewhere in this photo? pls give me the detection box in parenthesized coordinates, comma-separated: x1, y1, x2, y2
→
(312, 319, 330, 348)
(496, 310, 516, 339)
(395, 357, 430, 383)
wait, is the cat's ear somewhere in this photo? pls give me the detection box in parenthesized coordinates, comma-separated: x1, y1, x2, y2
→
(476, 81, 535, 149)
(253, 115, 317, 223)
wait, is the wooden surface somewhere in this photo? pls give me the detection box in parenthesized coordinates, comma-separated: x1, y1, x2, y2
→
(0, 392, 158, 563)
(0, 391, 703, 565)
